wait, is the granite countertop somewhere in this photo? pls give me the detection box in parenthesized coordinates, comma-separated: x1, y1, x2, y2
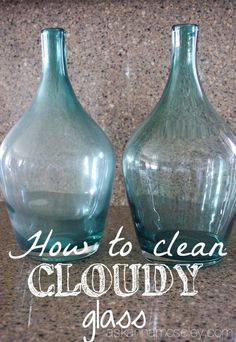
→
(1, 203, 236, 342)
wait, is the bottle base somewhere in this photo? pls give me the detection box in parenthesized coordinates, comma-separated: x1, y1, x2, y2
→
(142, 250, 223, 267)
(27, 242, 100, 262)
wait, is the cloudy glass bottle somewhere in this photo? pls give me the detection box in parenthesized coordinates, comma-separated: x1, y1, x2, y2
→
(0, 28, 115, 261)
(123, 24, 236, 266)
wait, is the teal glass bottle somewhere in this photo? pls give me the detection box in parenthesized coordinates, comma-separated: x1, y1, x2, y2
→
(0, 28, 115, 261)
(123, 24, 236, 266)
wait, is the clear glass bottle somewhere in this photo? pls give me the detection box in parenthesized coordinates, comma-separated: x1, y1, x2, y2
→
(123, 24, 236, 266)
(0, 28, 115, 261)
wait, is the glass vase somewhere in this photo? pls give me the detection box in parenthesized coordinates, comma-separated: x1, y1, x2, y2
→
(122, 24, 236, 266)
(0, 28, 115, 261)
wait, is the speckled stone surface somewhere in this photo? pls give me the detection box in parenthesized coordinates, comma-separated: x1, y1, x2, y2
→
(0, 0, 235, 205)
(0, 203, 236, 341)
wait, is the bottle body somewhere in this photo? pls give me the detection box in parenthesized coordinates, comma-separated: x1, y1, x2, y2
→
(0, 28, 115, 261)
(123, 24, 236, 266)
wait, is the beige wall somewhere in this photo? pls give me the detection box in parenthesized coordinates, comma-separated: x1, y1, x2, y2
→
(0, 0, 235, 204)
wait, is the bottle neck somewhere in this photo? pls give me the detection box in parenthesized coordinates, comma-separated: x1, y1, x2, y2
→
(172, 24, 198, 75)
(41, 28, 68, 81)
(163, 24, 203, 100)
(35, 28, 79, 105)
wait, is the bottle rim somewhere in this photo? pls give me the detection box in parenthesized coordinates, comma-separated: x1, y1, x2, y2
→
(172, 23, 199, 31)
(41, 27, 65, 34)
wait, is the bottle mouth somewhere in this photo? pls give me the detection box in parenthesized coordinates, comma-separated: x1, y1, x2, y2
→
(172, 23, 199, 31)
(41, 27, 65, 34)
